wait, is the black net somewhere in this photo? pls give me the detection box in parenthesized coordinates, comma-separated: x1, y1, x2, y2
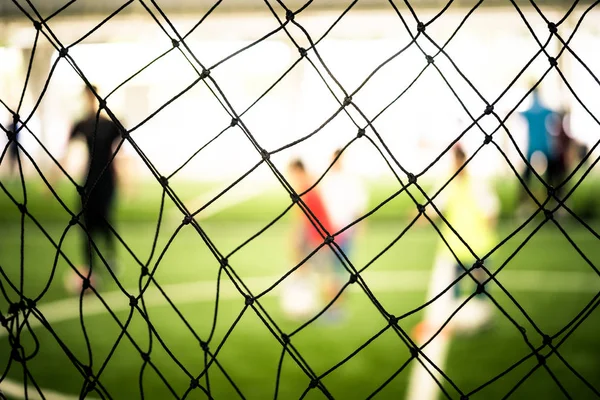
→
(0, 0, 600, 399)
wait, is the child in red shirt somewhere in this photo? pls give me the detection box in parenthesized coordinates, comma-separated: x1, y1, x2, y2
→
(288, 159, 333, 256)
(284, 159, 343, 320)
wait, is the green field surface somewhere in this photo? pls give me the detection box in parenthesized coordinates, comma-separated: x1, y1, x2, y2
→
(1, 178, 600, 399)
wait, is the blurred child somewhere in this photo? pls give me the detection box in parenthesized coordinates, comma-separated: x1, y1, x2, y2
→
(438, 144, 498, 303)
(414, 145, 497, 343)
(283, 159, 335, 318)
(321, 149, 368, 310)
(7, 117, 22, 177)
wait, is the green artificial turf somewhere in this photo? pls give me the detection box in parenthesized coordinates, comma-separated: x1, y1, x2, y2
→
(1, 178, 599, 399)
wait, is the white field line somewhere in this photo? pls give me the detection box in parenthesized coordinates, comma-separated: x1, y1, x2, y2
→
(0, 379, 84, 400)
(1, 269, 598, 400)
(405, 256, 455, 400)
(404, 265, 600, 400)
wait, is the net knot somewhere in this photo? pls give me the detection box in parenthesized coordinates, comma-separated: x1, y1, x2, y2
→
(475, 283, 485, 295)
(200, 69, 211, 79)
(172, 39, 179, 48)
(17, 203, 26, 214)
(548, 22, 558, 34)
(537, 353, 546, 365)
(200, 340, 209, 351)
(141, 352, 150, 362)
(190, 378, 200, 389)
(484, 134, 492, 145)
(460, 395, 469, 400)
(286, 9, 295, 21)
(244, 295, 254, 306)
(547, 186, 555, 197)
(69, 215, 79, 226)
(120, 129, 130, 140)
(343, 96, 352, 107)
(220, 257, 228, 268)
(158, 176, 168, 187)
(417, 204, 425, 214)
(407, 173, 416, 185)
(11, 348, 22, 362)
(484, 104, 494, 115)
(182, 215, 193, 225)
(410, 346, 419, 358)
(544, 208, 554, 220)
(281, 333, 290, 344)
(85, 379, 96, 393)
(129, 295, 138, 307)
(542, 334, 552, 346)
(349, 274, 357, 284)
(230, 118, 238, 127)
(298, 47, 307, 57)
(260, 149, 270, 161)
(357, 128, 365, 138)
(417, 21, 426, 33)
(324, 235, 334, 245)
(548, 56, 557, 67)
(82, 365, 93, 377)
(59, 48, 68, 58)
(141, 266, 149, 276)
(25, 298, 36, 309)
(425, 55, 434, 64)
(33, 20, 41, 31)
(98, 98, 106, 109)
(82, 277, 91, 290)
(290, 192, 300, 204)
(473, 259, 483, 269)
(8, 302, 19, 315)
(388, 314, 399, 326)
(309, 379, 319, 389)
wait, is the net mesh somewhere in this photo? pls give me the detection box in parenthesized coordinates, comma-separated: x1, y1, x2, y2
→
(1, 0, 600, 399)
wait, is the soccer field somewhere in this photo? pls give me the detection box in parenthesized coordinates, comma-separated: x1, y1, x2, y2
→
(1, 180, 600, 399)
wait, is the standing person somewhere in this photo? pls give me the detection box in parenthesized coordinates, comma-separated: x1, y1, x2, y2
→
(282, 159, 335, 319)
(518, 87, 555, 204)
(288, 159, 334, 263)
(412, 145, 497, 345)
(548, 107, 573, 199)
(321, 149, 368, 310)
(438, 145, 498, 307)
(5, 115, 22, 177)
(62, 84, 122, 290)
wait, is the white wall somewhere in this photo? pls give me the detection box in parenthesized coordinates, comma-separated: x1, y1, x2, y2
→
(1, 8, 599, 183)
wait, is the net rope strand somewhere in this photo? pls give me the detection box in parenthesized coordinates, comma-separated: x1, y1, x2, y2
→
(0, 0, 599, 398)
(0, 0, 580, 396)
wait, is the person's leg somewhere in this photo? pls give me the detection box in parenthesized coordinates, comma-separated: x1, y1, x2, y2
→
(81, 198, 96, 269)
(453, 263, 463, 299)
(81, 226, 94, 268)
(91, 178, 118, 276)
(520, 158, 533, 199)
(334, 236, 352, 284)
(8, 143, 19, 177)
(554, 160, 567, 201)
(473, 266, 488, 298)
(518, 151, 540, 213)
(325, 237, 351, 314)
